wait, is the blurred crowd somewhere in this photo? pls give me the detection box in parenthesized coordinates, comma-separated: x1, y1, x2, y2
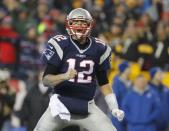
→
(0, 0, 169, 131)
(109, 62, 169, 131)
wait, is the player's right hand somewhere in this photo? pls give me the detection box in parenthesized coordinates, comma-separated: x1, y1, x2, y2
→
(111, 109, 124, 121)
(65, 69, 77, 80)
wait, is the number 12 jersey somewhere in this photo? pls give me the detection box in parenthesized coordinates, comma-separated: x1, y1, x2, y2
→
(42, 35, 111, 100)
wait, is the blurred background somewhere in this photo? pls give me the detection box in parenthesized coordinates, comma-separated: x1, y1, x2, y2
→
(0, 0, 169, 131)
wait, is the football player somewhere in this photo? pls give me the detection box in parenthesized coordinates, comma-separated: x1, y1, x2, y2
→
(34, 8, 124, 131)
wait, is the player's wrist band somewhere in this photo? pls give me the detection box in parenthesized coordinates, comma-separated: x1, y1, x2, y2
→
(105, 93, 119, 111)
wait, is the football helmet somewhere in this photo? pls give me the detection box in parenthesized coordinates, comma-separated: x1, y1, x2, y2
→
(66, 8, 94, 39)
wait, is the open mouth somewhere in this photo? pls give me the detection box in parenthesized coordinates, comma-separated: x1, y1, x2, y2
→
(76, 29, 83, 33)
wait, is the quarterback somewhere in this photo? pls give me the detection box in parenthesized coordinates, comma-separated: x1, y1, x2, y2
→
(34, 8, 124, 131)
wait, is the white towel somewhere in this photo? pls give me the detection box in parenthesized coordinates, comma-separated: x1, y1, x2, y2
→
(49, 94, 71, 121)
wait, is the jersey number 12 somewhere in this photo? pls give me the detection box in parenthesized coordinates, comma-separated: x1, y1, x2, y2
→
(67, 58, 94, 83)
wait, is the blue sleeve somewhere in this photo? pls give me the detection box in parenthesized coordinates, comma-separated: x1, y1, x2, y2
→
(122, 93, 131, 123)
(146, 93, 161, 123)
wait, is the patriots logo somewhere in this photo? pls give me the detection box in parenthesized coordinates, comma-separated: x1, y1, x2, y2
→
(43, 49, 54, 60)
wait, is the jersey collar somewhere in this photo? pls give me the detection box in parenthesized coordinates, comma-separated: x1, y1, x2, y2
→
(70, 37, 92, 54)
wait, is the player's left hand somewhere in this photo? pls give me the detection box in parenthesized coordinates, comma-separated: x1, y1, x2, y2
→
(111, 109, 124, 121)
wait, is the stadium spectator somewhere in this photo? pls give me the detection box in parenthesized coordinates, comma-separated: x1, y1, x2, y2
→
(149, 67, 169, 131)
(17, 24, 40, 85)
(111, 61, 131, 131)
(0, 69, 15, 131)
(151, 21, 169, 69)
(135, 23, 154, 70)
(0, 16, 19, 69)
(112, 61, 131, 106)
(53, 0, 72, 12)
(0, 8, 7, 20)
(1, 0, 19, 17)
(137, 13, 154, 40)
(122, 74, 160, 131)
(17, 72, 50, 131)
(109, 23, 123, 51)
(34, 0, 49, 24)
(13, 6, 36, 37)
(120, 19, 140, 62)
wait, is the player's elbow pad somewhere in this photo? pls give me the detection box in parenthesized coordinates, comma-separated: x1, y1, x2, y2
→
(105, 93, 118, 111)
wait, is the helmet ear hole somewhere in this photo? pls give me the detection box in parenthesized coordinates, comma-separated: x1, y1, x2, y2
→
(87, 21, 91, 27)
(69, 21, 73, 26)
(67, 19, 73, 26)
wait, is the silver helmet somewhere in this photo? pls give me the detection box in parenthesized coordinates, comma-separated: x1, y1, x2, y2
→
(66, 8, 94, 39)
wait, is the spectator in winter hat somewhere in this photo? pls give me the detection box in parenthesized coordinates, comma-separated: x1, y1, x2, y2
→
(122, 74, 160, 131)
(110, 61, 131, 131)
(149, 67, 169, 131)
